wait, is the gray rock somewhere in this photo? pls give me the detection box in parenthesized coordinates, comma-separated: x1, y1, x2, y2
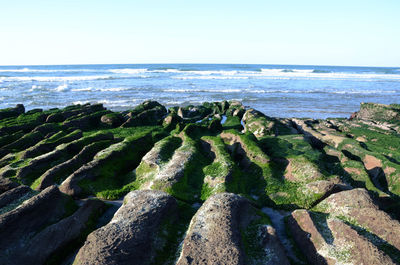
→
(13, 199, 105, 265)
(0, 186, 74, 263)
(176, 193, 289, 265)
(73, 190, 177, 265)
(0, 185, 30, 208)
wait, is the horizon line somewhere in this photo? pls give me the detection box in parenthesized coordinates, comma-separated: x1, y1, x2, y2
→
(0, 62, 399, 68)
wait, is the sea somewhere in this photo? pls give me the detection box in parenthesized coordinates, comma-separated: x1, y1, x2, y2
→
(0, 64, 399, 119)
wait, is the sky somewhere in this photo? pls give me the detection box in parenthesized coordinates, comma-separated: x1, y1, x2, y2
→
(0, 0, 399, 66)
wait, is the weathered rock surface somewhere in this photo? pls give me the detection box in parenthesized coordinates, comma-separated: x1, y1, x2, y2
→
(0, 101, 399, 264)
(73, 190, 177, 265)
(11, 199, 105, 265)
(315, 188, 400, 250)
(0, 185, 30, 208)
(288, 209, 396, 265)
(177, 193, 289, 265)
(0, 186, 75, 263)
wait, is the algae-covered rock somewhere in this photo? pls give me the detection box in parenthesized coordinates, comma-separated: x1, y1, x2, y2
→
(288, 209, 395, 265)
(314, 188, 400, 250)
(100, 112, 124, 127)
(354, 102, 400, 123)
(0, 101, 399, 264)
(60, 133, 152, 197)
(0, 104, 25, 120)
(122, 105, 167, 127)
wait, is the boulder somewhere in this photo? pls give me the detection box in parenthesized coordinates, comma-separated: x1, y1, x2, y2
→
(73, 190, 177, 265)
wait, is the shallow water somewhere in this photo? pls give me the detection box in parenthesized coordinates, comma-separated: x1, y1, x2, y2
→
(0, 64, 399, 118)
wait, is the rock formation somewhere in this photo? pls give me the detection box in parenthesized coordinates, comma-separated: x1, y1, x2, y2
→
(0, 101, 398, 264)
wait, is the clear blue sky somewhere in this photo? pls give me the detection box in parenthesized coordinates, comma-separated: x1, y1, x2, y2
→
(1, 0, 399, 66)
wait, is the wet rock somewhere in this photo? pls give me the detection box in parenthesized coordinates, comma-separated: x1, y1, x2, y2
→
(60, 103, 106, 121)
(220, 131, 269, 164)
(73, 190, 177, 265)
(176, 193, 247, 265)
(25, 108, 43, 115)
(177, 105, 211, 121)
(291, 118, 346, 148)
(200, 137, 233, 195)
(284, 156, 323, 183)
(128, 100, 165, 117)
(32, 123, 61, 135)
(242, 108, 276, 137)
(0, 131, 24, 149)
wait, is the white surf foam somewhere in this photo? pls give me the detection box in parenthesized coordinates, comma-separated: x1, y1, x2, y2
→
(99, 87, 130, 92)
(70, 87, 130, 92)
(3, 75, 113, 82)
(109, 68, 148, 74)
(55, 84, 68, 92)
(0, 68, 95, 73)
(164, 88, 242, 93)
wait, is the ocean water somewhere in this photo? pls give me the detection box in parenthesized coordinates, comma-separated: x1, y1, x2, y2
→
(0, 64, 399, 119)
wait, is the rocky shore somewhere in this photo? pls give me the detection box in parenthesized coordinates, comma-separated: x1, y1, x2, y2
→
(0, 100, 399, 264)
